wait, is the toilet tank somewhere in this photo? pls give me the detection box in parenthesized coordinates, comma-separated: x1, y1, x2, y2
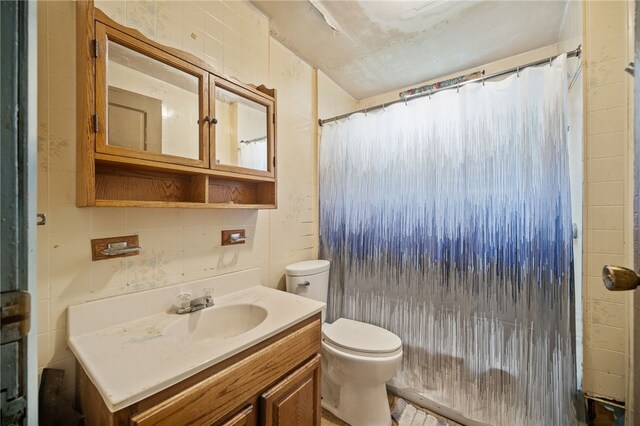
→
(285, 260, 330, 306)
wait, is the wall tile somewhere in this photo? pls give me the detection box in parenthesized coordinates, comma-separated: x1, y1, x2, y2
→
(156, 1, 183, 49)
(126, 208, 158, 231)
(583, 368, 626, 401)
(127, 0, 157, 39)
(205, 1, 224, 21)
(588, 157, 625, 182)
(91, 208, 128, 238)
(92, 258, 128, 293)
(50, 328, 73, 363)
(588, 206, 624, 230)
(587, 82, 626, 112)
(584, 346, 626, 377)
(584, 323, 626, 353)
(38, 333, 52, 368)
(205, 14, 224, 43)
(182, 23, 205, 59)
(588, 131, 625, 159)
(588, 299, 627, 328)
(588, 32, 627, 64)
(49, 232, 92, 267)
(47, 7, 74, 46)
(38, 300, 50, 335)
(49, 262, 92, 300)
(589, 58, 627, 88)
(588, 1, 628, 41)
(588, 107, 626, 136)
(588, 230, 624, 255)
(587, 182, 624, 206)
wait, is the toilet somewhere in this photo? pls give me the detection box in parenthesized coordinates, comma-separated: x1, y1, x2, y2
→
(285, 260, 403, 426)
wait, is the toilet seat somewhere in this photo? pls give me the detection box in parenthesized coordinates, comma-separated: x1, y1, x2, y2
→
(322, 318, 402, 355)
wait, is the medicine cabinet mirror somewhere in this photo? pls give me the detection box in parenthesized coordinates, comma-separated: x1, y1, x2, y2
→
(78, 4, 277, 209)
(96, 23, 209, 167)
(213, 83, 273, 174)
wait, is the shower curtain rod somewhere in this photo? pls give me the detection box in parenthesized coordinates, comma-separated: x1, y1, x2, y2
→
(318, 45, 581, 127)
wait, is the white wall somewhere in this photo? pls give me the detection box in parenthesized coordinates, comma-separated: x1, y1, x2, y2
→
(37, 0, 343, 402)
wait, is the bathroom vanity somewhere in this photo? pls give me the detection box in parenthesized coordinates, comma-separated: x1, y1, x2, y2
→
(68, 269, 324, 425)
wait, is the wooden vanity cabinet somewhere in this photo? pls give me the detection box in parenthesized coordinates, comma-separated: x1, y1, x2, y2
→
(76, 1, 277, 209)
(76, 314, 321, 426)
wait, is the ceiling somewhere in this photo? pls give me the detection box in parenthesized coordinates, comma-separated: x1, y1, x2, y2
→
(250, 0, 569, 100)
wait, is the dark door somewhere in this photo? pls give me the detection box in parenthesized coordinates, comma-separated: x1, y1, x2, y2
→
(0, 0, 37, 424)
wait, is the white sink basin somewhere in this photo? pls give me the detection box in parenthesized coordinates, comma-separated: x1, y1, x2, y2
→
(67, 269, 325, 412)
(166, 304, 268, 342)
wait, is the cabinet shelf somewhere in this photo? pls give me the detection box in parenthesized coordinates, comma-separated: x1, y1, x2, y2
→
(95, 200, 276, 209)
(94, 160, 276, 209)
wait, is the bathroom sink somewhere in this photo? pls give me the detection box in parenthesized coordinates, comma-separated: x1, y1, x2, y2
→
(167, 304, 268, 342)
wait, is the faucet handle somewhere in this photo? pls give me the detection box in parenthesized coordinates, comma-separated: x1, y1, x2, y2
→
(202, 288, 214, 307)
(176, 293, 191, 310)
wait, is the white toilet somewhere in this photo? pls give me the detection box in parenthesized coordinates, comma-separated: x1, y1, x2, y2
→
(285, 260, 403, 426)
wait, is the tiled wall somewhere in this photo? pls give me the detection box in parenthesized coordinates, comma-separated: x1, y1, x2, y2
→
(36, 0, 354, 402)
(582, 0, 634, 403)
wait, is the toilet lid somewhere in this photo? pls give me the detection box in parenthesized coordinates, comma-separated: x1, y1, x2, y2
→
(322, 318, 402, 354)
(286, 260, 330, 276)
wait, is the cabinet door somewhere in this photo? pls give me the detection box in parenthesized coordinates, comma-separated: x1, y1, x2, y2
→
(95, 22, 210, 168)
(211, 78, 275, 179)
(220, 405, 255, 426)
(260, 355, 321, 426)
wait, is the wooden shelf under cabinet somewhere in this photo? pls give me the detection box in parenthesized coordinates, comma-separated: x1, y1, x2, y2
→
(94, 160, 276, 208)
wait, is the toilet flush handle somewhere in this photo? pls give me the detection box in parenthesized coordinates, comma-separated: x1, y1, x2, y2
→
(297, 281, 311, 287)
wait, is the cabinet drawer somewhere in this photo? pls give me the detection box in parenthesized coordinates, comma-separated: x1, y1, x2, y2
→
(130, 319, 321, 426)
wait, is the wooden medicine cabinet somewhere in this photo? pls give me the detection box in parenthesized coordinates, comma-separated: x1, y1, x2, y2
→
(77, 1, 277, 209)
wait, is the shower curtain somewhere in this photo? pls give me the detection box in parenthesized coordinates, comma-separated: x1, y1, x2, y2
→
(239, 139, 268, 170)
(319, 55, 576, 426)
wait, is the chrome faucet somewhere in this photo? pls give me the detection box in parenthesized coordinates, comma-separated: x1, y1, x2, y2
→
(176, 288, 214, 314)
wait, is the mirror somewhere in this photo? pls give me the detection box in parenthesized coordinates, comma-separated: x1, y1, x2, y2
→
(214, 86, 268, 171)
(106, 40, 200, 160)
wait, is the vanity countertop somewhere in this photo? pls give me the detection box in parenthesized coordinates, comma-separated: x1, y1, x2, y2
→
(67, 269, 324, 412)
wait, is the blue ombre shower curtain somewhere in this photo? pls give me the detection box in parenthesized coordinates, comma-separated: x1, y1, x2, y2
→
(319, 55, 576, 425)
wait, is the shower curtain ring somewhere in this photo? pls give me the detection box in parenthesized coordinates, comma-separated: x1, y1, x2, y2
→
(382, 103, 385, 112)
(428, 90, 432, 99)
(365, 108, 367, 117)
(482, 77, 485, 86)
(456, 84, 460, 93)
(516, 66, 520, 77)
(549, 57, 553, 66)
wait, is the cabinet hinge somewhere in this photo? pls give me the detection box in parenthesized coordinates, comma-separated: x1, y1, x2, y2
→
(93, 115, 99, 133)
(272, 114, 275, 124)
(93, 39, 99, 58)
(272, 157, 276, 168)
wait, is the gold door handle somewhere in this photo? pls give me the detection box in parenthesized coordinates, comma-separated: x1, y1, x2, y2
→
(602, 265, 640, 291)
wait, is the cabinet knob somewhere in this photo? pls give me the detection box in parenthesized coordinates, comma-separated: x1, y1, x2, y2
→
(198, 117, 218, 125)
